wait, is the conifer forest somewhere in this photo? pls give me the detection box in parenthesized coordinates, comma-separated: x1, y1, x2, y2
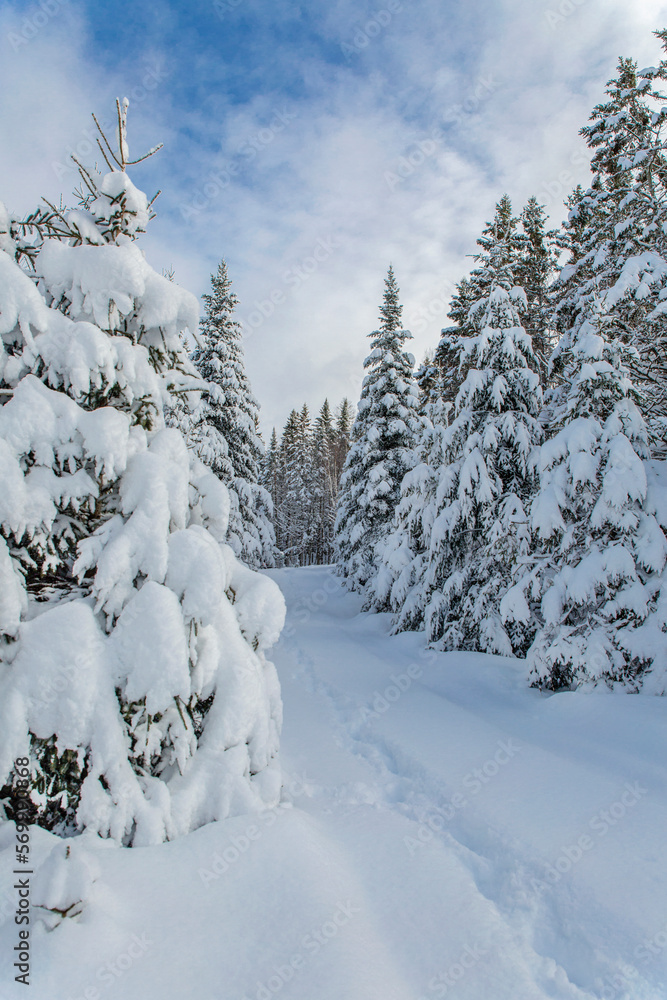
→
(1, 5, 667, 999)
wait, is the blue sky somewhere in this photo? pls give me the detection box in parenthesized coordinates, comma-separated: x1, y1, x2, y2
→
(1, 0, 666, 434)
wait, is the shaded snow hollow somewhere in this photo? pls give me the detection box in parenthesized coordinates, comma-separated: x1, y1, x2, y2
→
(1, 566, 666, 999)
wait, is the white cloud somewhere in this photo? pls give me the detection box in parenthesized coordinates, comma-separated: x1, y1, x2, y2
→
(2, 0, 666, 435)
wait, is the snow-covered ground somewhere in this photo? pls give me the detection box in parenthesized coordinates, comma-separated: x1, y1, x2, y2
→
(1, 565, 666, 1000)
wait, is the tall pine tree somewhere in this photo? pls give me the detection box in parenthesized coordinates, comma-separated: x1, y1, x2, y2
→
(427, 195, 553, 403)
(0, 102, 284, 843)
(313, 400, 338, 564)
(333, 398, 352, 483)
(553, 40, 667, 442)
(335, 266, 420, 598)
(266, 400, 350, 566)
(516, 196, 559, 377)
(504, 303, 667, 689)
(192, 260, 276, 568)
(373, 211, 543, 653)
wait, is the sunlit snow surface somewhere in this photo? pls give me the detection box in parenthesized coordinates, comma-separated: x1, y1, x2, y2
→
(1, 566, 666, 999)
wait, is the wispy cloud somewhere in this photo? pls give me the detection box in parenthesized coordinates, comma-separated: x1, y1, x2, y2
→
(1, 0, 666, 434)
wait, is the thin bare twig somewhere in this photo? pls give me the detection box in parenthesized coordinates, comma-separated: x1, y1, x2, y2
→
(95, 137, 115, 172)
(127, 143, 164, 166)
(70, 156, 97, 196)
(116, 98, 125, 169)
(91, 113, 122, 169)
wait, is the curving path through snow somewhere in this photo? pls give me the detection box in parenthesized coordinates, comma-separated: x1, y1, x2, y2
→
(3, 565, 666, 1000)
(263, 566, 667, 1000)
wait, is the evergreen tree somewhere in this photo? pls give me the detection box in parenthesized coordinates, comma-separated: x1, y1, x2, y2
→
(313, 400, 338, 564)
(0, 102, 284, 843)
(505, 304, 667, 689)
(261, 427, 281, 557)
(297, 403, 320, 562)
(267, 398, 351, 566)
(427, 196, 544, 409)
(266, 426, 280, 478)
(550, 184, 590, 345)
(414, 350, 443, 411)
(372, 222, 543, 653)
(446, 276, 477, 330)
(335, 267, 420, 598)
(272, 410, 296, 560)
(553, 40, 667, 440)
(516, 196, 559, 376)
(332, 398, 352, 484)
(465, 195, 523, 312)
(274, 406, 317, 565)
(431, 329, 467, 407)
(191, 260, 276, 568)
(369, 394, 451, 623)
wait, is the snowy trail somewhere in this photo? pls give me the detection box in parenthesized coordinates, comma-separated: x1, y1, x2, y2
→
(267, 567, 667, 1000)
(2, 566, 667, 1000)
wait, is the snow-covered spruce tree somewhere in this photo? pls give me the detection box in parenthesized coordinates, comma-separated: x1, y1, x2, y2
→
(335, 267, 420, 598)
(332, 397, 352, 483)
(191, 260, 276, 568)
(371, 327, 462, 617)
(0, 101, 284, 845)
(430, 326, 468, 409)
(267, 399, 350, 566)
(466, 195, 523, 309)
(394, 275, 542, 652)
(414, 350, 440, 411)
(456, 195, 554, 377)
(270, 410, 295, 559)
(553, 39, 667, 439)
(261, 427, 281, 540)
(371, 200, 545, 643)
(515, 197, 559, 378)
(273, 405, 317, 565)
(372, 352, 454, 618)
(369, 392, 451, 624)
(426, 195, 550, 407)
(503, 303, 667, 690)
(312, 399, 338, 564)
(295, 403, 320, 564)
